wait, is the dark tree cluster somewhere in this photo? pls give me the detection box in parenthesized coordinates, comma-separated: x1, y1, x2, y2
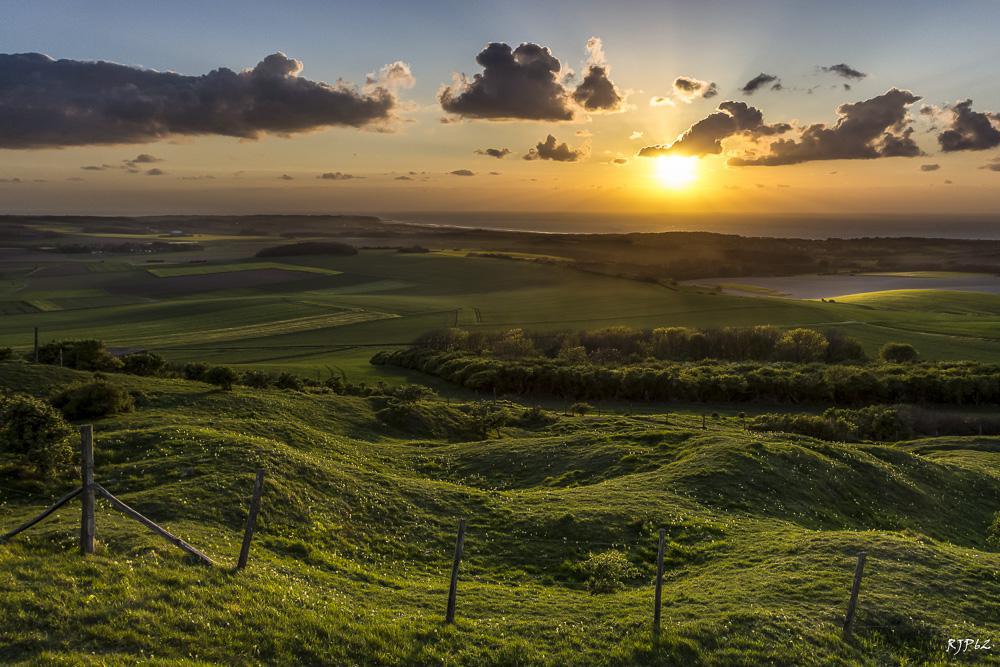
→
(372, 348, 1000, 406)
(413, 325, 866, 364)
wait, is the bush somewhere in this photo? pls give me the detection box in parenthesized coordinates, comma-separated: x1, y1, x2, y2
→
(274, 372, 304, 391)
(515, 405, 558, 428)
(576, 550, 640, 594)
(242, 369, 275, 389)
(774, 328, 829, 363)
(204, 366, 239, 391)
(51, 381, 135, 420)
(36, 339, 121, 371)
(182, 362, 210, 381)
(121, 351, 167, 376)
(880, 342, 919, 363)
(570, 402, 593, 416)
(987, 512, 1000, 551)
(0, 347, 13, 361)
(0, 393, 75, 476)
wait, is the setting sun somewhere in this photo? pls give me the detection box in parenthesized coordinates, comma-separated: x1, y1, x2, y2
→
(654, 155, 699, 189)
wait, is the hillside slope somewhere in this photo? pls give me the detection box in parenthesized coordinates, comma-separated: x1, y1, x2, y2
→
(0, 362, 997, 665)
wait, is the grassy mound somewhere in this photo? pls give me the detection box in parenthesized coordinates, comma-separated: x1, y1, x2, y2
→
(0, 361, 997, 665)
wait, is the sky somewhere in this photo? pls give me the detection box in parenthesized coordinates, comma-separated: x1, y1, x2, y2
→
(1, 0, 1000, 221)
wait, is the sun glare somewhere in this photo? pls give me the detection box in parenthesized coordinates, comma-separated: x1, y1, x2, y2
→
(654, 155, 699, 189)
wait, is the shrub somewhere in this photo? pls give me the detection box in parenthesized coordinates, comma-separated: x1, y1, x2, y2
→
(51, 381, 135, 420)
(242, 370, 275, 389)
(274, 372, 304, 391)
(515, 406, 558, 428)
(389, 384, 437, 402)
(557, 345, 589, 364)
(36, 339, 121, 371)
(774, 328, 829, 363)
(492, 329, 536, 359)
(0, 393, 75, 476)
(204, 366, 239, 391)
(0, 347, 13, 361)
(570, 402, 593, 416)
(182, 361, 210, 381)
(987, 512, 1000, 551)
(880, 342, 919, 363)
(121, 351, 167, 376)
(576, 550, 640, 594)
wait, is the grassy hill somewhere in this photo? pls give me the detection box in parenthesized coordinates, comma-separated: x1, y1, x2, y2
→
(1, 361, 997, 665)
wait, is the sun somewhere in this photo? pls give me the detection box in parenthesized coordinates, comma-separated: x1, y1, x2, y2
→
(654, 155, 699, 189)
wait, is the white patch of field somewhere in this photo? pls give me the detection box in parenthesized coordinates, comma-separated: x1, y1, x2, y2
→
(138, 309, 399, 347)
(686, 272, 1000, 299)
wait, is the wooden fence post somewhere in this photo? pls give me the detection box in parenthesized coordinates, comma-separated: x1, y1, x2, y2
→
(33, 327, 39, 363)
(842, 551, 866, 639)
(79, 425, 95, 554)
(445, 518, 466, 624)
(236, 469, 265, 571)
(653, 528, 666, 639)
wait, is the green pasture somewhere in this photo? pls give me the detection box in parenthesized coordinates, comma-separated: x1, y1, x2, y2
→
(4, 250, 1000, 381)
(0, 362, 996, 665)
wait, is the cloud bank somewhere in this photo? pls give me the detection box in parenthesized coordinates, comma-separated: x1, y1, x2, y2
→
(0, 52, 402, 148)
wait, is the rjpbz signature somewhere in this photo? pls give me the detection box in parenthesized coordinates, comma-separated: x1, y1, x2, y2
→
(946, 638, 992, 656)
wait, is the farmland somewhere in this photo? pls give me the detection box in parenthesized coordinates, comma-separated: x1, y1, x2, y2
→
(3, 216, 1000, 382)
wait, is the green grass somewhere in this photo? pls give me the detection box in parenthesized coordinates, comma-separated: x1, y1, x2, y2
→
(0, 361, 996, 665)
(833, 289, 1000, 315)
(6, 249, 1000, 384)
(147, 262, 343, 278)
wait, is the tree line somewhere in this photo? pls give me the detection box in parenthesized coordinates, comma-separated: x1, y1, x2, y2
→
(371, 348, 999, 406)
(413, 325, 878, 364)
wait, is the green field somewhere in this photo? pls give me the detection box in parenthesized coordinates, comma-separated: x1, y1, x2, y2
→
(147, 261, 343, 277)
(5, 244, 1000, 384)
(0, 362, 996, 665)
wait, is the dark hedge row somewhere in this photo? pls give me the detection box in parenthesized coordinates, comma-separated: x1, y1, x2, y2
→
(371, 348, 1000, 406)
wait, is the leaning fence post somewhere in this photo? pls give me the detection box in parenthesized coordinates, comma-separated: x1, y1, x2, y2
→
(236, 469, 265, 571)
(842, 551, 866, 639)
(79, 425, 95, 555)
(445, 518, 466, 624)
(653, 528, 666, 639)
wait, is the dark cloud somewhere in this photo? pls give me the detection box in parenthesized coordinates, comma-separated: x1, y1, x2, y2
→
(81, 164, 115, 171)
(821, 64, 867, 80)
(318, 172, 362, 180)
(475, 147, 511, 159)
(611, 157, 628, 165)
(440, 43, 573, 120)
(145, 168, 166, 176)
(572, 65, 624, 111)
(129, 153, 162, 164)
(0, 52, 399, 148)
(729, 88, 922, 166)
(523, 134, 586, 162)
(450, 169, 475, 176)
(395, 175, 412, 180)
(440, 39, 624, 120)
(673, 76, 718, 101)
(920, 163, 940, 171)
(937, 99, 1000, 152)
(0, 177, 23, 184)
(638, 100, 790, 157)
(279, 174, 294, 180)
(740, 73, 781, 94)
(981, 158, 1000, 172)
